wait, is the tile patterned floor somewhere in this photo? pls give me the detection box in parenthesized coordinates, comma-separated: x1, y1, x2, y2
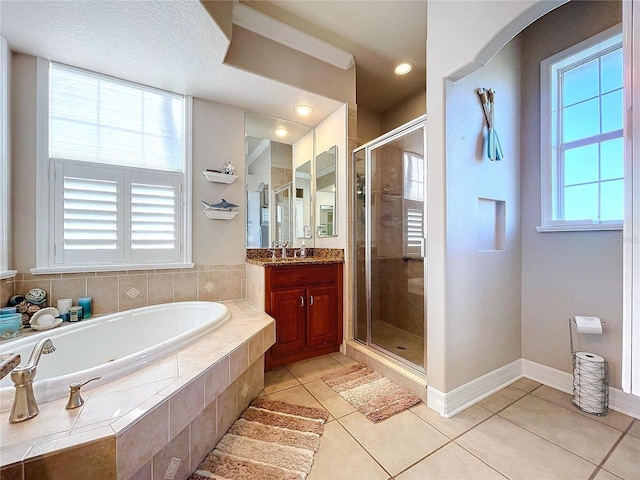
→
(370, 320, 424, 367)
(259, 353, 640, 480)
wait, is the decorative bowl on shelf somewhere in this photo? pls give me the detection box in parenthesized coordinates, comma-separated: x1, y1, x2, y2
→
(0, 313, 23, 339)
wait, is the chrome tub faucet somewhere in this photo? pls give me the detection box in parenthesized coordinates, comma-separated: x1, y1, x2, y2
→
(9, 338, 56, 423)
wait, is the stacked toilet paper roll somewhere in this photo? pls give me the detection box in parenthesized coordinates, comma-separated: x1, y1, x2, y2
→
(573, 351, 606, 415)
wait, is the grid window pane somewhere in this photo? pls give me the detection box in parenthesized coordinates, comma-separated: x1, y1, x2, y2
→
(563, 59, 599, 106)
(564, 144, 598, 186)
(600, 180, 624, 221)
(601, 49, 623, 93)
(601, 89, 623, 133)
(564, 183, 598, 221)
(563, 98, 600, 143)
(600, 138, 624, 181)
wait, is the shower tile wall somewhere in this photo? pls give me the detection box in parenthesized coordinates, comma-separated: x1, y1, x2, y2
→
(0, 264, 246, 315)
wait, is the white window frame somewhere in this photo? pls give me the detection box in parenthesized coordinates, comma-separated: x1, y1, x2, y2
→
(0, 36, 15, 279)
(539, 24, 624, 232)
(32, 58, 193, 274)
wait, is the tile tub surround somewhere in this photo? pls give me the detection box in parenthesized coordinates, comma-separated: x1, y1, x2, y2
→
(0, 300, 275, 480)
(0, 265, 247, 317)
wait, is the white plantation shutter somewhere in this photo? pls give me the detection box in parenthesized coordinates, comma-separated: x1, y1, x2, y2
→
(54, 163, 124, 265)
(406, 206, 423, 255)
(129, 172, 181, 262)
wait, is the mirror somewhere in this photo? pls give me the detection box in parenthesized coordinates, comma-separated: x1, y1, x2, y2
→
(294, 161, 313, 239)
(245, 113, 313, 248)
(315, 146, 337, 237)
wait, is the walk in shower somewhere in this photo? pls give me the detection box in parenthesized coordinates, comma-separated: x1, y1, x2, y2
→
(353, 116, 426, 370)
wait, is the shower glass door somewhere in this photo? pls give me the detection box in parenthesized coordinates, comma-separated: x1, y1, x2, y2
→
(353, 118, 426, 370)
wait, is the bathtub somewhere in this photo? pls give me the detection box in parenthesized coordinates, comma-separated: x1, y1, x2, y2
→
(0, 301, 230, 405)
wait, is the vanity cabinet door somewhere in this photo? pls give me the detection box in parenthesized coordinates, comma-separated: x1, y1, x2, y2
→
(306, 285, 338, 348)
(269, 287, 307, 355)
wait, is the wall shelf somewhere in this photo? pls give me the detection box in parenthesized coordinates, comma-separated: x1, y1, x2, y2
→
(203, 209, 238, 220)
(203, 171, 237, 184)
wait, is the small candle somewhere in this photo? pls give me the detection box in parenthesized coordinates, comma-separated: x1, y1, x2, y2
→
(78, 297, 92, 319)
(57, 298, 72, 315)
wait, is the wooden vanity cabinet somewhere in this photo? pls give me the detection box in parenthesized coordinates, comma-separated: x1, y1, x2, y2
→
(264, 263, 343, 370)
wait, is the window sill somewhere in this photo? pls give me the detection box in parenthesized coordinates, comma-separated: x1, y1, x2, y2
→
(536, 224, 622, 233)
(0, 270, 17, 280)
(30, 263, 195, 275)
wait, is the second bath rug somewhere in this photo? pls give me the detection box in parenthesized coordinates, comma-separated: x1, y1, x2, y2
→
(321, 364, 421, 423)
(189, 398, 329, 480)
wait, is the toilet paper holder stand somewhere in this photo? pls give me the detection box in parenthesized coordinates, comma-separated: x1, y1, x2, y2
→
(568, 318, 609, 416)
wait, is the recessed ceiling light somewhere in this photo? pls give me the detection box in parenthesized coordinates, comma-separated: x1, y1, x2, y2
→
(293, 104, 314, 116)
(274, 127, 289, 138)
(394, 62, 413, 75)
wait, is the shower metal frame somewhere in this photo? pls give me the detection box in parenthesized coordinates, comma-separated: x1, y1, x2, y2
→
(352, 115, 427, 372)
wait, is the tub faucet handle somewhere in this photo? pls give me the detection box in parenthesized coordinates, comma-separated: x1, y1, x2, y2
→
(65, 375, 101, 409)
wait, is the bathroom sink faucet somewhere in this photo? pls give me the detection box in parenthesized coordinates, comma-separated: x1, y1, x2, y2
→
(281, 242, 289, 259)
(9, 338, 56, 423)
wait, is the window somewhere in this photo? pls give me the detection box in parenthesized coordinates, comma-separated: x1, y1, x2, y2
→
(403, 151, 424, 257)
(0, 36, 14, 278)
(539, 25, 623, 232)
(34, 60, 192, 273)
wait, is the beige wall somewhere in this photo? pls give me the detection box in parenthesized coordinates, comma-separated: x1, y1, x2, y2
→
(444, 38, 523, 390)
(381, 89, 426, 135)
(520, 1, 624, 387)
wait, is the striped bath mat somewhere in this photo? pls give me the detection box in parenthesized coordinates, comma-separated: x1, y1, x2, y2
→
(321, 364, 421, 423)
(190, 398, 329, 480)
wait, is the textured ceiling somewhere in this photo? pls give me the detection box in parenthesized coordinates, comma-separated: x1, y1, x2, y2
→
(0, 0, 343, 126)
(0, 0, 426, 121)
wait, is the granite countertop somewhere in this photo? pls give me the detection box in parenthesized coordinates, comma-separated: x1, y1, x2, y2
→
(245, 247, 344, 266)
(0, 353, 21, 380)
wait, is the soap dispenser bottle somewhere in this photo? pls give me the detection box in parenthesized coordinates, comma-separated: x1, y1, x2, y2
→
(300, 241, 306, 259)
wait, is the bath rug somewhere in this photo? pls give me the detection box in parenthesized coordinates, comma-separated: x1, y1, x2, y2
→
(321, 364, 421, 423)
(189, 398, 329, 480)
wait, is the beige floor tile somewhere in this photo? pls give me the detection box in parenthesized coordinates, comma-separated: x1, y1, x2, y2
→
(328, 351, 361, 367)
(339, 410, 449, 476)
(260, 366, 300, 396)
(594, 469, 624, 480)
(285, 355, 346, 384)
(478, 386, 527, 413)
(510, 377, 542, 393)
(259, 385, 330, 417)
(304, 380, 356, 419)
(307, 420, 389, 480)
(532, 385, 634, 432)
(456, 415, 596, 480)
(499, 395, 622, 465)
(410, 402, 493, 439)
(396, 443, 504, 480)
(628, 420, 640, 439)
(602, 434, 640, 480)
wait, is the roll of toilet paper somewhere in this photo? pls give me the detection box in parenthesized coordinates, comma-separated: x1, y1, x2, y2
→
(575, 316, 603, 335)
(573, 351, 606, 414)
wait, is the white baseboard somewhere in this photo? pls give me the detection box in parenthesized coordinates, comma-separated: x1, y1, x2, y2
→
(428, 358, 639, 419)
(522, 359, 640, 419)
(428, 359, 522, 418)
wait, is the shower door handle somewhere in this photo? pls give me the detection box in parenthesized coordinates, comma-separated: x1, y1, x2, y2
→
(300, 296, 304, 307)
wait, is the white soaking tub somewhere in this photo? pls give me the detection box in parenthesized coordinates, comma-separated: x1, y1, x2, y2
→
(0, 301, 230, 405)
